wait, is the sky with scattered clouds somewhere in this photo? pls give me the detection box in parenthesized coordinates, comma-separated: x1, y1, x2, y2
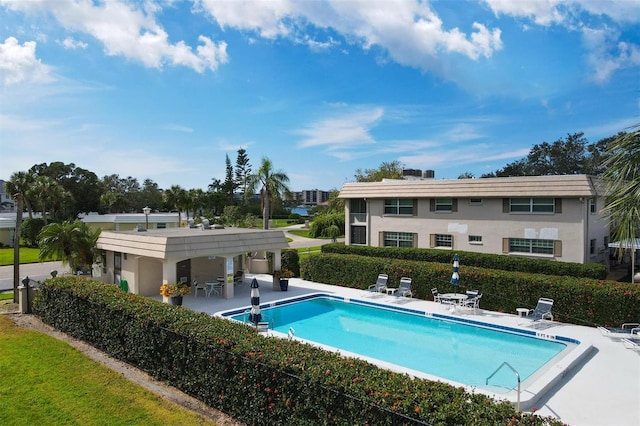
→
(1, 0, 639, 192)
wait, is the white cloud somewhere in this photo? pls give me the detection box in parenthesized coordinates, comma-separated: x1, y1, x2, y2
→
(162, 124, 193, 133)
(295, 107, 384, 149)
(196, 0, 503, 67)
(60, 36, 87, 50)
(582, 27, 640, 82)
(2, 0, 228, 73)
(0, 36, 52, 85)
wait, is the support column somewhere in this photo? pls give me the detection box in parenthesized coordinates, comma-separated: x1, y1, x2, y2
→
(162, 260, 178, 284)
(272, 249, 282, 290)
(222, 256, 235, 299)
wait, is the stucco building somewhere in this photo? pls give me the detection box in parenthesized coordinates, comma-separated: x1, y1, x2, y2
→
(338, 174, 609, 264)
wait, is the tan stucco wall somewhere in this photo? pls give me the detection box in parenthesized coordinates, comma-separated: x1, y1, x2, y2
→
(0, 228, 13, 246)
(138, 257, 162, 296)
(350, 197, 606, 264)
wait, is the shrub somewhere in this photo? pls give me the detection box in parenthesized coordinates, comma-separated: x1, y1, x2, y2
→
(33, 276, 563, 426)
(301, 253, 640, 327)
(321, 243, 608, 279)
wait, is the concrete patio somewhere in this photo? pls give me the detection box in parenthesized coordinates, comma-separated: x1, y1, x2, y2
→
(175, 274, 640, 426)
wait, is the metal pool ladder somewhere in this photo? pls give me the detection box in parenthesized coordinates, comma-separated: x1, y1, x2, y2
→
(486, 361, 521, 411)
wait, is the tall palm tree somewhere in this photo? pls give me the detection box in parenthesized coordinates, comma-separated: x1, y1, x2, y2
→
(245, 157, 290, 229)
(38, 220, 100, 272)
(602, 124, 640, 281)
(6, 171, 35, 218)
(163, 185, 187, 225)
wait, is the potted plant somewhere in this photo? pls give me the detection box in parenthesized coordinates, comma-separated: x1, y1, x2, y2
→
(274, 268, 294, 291)
(159, 282, 191, 305)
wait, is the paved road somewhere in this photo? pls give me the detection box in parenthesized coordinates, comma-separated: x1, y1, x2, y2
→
(0, 261, 66, 291)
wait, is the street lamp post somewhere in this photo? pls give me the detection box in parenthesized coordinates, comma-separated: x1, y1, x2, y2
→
(143, 206, 151, 230)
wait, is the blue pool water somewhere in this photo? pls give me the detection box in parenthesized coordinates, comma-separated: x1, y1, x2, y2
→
(229, 296, 568, 391)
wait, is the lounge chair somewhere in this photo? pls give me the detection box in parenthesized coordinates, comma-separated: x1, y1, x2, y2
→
(396, 277, 413, 298)
(367, 274, 388, 293)
(622, 338, 640, 351)
(527, 297, 554, 323)
(598, 323, 640, 340)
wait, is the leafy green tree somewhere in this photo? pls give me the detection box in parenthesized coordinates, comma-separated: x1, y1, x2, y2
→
(140, 179, 163, 211)
(487, 133, 611, 177)
(38, 220, 101, 272)
(235, 148, 252, 203)
(30, 176, 70, 224)
(245, 157, 291, 229)
(222, 154, 236, 204)
(21, 218, 45, 247)
(601, 125, 640, 271)
(308, 212, 345, 238)
(326, 189, 344, 213)
(354, 160, 403, 182)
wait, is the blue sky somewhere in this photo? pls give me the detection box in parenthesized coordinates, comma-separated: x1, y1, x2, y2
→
(1, 0, 639, 192)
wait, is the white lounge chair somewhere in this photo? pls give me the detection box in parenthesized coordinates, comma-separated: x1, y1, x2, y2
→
(527, 298, 554, 323)
(622, 338, 640, 351)
(598, 323, 640, 340)
(396, 277, 413, 298)
(462, 291, 482, 314)
(367, 274, 388, 293)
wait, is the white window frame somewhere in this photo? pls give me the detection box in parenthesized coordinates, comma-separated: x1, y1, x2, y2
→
(509, 238, 554, 255)
(383, 231, 414, 248)
(384, 198, 414, 215)
(435, 198, 453, 212)
(468, 235, 483, 245)
(510, 197, 555, 213)
(435, 234, 453, 248)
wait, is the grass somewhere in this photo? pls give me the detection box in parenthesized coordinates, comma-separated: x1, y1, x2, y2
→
(0, 292, 13, 301)
(0, 316, 218, 426)
(0, 247, 45, 266)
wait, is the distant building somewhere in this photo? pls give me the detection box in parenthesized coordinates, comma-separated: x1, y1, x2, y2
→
(0, 180, 15, 212)
(296, 189, 330, 207)
(79, 212, 181, 231)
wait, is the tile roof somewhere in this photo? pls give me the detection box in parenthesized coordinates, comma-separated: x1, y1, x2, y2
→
(338, 174, 602, 198)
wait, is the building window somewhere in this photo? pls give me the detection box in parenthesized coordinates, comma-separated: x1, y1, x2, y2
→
(156, 223, 166, 229)
(384, 198, 414, 215)
(468, 235, 482, 244)
(351, 226, 367, 245)
(435, 198, 453, 212)
(589, 198, 596, 214)
(469, 198, 482, 205)
(590, 239, 596, 255)
(509, 238, 554, 255)
(435, 234, 453, 248)
(510, 197, 555, 213)
(383, 231, 414, 247)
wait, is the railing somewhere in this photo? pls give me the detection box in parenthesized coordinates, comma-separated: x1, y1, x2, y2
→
(486, 361, 521, 411)
(350, 213, 367, 224)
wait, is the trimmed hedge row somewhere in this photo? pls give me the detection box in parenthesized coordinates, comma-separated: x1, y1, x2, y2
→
(33, 277, 563, 425)
(301, 253, 640, 327)
(320, 243, 609, 280)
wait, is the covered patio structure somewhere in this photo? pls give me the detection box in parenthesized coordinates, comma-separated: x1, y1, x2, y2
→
(94, 226, 288, 298)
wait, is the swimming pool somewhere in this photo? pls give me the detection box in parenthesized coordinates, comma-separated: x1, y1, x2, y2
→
(220, 293, 591, 409)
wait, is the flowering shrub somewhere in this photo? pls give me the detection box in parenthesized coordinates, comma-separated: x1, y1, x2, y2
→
(159, 282, 191, 297)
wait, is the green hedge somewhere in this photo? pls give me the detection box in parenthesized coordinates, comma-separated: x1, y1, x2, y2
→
(33, 277, 562, 425)
(321, 243, 608, 280)
(301, 253, 640, 327)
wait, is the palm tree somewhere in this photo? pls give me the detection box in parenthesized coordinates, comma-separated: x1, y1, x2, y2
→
(163, 185, 187, 225)
(601, 124, 640, 282)
(245, 157, 290, 229)
(6, 171, 35, 218)
(38, 220, 100, 272)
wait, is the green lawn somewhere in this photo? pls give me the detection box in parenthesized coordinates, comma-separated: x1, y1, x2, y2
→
(0, 316, 218, 426)
(0, 247, 45, 266)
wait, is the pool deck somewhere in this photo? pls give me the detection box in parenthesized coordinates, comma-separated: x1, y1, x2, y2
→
(168, 274, 639, 426)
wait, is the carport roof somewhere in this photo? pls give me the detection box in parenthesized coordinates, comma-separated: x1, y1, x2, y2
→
(96, 227, 288, 259)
